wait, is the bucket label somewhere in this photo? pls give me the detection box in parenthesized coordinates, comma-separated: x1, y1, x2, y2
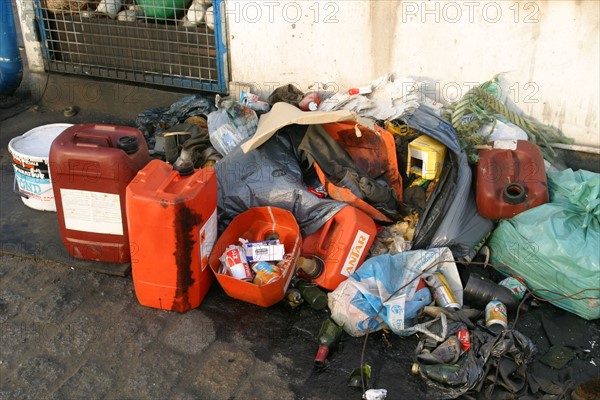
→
(341, 230, 370, 277)
(60, 189, 123, 235)
(12, 156, 51, 180)
(14, 171, 52, 197)
(199, 209, 217, 271)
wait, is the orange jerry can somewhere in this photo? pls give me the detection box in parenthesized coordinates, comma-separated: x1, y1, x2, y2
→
(302, 206, 377, 291)
(476, 140, 548, 220)
(50, 124, 150, 263)
(126, 160, 218, 312)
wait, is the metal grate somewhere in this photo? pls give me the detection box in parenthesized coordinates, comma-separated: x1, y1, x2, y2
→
(33, 0, 228, 92)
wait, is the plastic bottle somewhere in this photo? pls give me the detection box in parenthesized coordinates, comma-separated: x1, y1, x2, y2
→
(463, 273, 521, 312)
(314, 318, 344, 368)
(298, 92, 321, 111)
(348, 86, 372, 95)
(296, 279, 328, 310)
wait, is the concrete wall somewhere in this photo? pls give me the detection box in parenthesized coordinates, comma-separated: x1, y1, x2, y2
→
(225, 0, 599, 147)
(15, 0, 599, 147)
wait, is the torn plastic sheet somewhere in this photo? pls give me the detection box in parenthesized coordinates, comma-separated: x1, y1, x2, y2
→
(214, 125, 346, 236)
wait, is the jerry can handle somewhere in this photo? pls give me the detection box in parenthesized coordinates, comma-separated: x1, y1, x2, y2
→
(13, 175, 29, 199)
(315, 215, 336, 254)
(73, 132, 114, 148)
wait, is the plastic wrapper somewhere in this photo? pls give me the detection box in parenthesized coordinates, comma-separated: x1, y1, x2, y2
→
(328, 247, 462, 337)
(208, 96, 258, 155)
(489, 168, 600, 320)
(404, 107, 494, 261)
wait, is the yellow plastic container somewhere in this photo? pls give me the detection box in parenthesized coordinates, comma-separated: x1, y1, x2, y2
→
(407, 135, 447, 180)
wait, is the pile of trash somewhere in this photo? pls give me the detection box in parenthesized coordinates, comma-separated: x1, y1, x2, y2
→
(134, 74, 600, 398)
(10, 72, 599, 399)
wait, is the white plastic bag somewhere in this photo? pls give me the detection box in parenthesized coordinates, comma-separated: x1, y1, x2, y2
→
(96, 0, 122, 19)
(328, 247, 462, 337)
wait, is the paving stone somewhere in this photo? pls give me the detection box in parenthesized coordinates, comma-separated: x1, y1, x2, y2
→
(192, 342, 255, 400)
(235, 377, 295, 400)
(161, 311, 216, 355)
(53, 360, 115, 399)
(111, 349, 182, 399)
(0, 288, 21, 323)
(0, 255, 23, 280)
(0, 320, 58, 372)
(0, 258, 56, 294)
(233, 353, 297, 400)
(44, 316, 100, 358)
(15, 355, 65, 396)
(25, 282, 85, 324)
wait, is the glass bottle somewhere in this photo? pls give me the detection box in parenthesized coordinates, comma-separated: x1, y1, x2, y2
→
(296, 279, 328, 310)
(314, 318, 344, 368)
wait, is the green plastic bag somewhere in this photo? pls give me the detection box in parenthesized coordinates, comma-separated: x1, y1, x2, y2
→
(489, 168, 600, 320)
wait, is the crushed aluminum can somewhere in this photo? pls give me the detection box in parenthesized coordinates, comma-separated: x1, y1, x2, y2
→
(457, 328, 471, 352)
(252, 261, 282, 286)
(498, 276, 527, 300)
(219, 245, 253, 281)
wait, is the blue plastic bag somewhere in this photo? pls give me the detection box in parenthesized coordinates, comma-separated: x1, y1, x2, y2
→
(489, 169, 600, 320)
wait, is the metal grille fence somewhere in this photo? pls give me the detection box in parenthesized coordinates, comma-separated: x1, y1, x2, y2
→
(33, 0, 228, 92)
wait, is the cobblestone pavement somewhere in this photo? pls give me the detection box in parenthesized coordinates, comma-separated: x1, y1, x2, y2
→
(0, 254, 431, 399)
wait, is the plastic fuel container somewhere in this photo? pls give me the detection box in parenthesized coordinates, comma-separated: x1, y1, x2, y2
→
(50, 124, 150, 263)
(126, 160, 218, 312)
(302, 206, 377, 291)
(476, 140, 548, 220)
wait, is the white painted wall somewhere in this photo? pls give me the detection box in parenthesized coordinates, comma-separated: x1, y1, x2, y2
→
(16, 0, 599, 146)
(225, 0, 600, 147)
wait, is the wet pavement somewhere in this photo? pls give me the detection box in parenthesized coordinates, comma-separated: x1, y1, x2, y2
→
(1, 76, 599, 399)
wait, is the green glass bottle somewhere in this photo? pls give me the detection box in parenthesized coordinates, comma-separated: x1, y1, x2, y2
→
(314, 318, 344, 368)
(296, 279, 328, 310)
(412, 360, 466, 386)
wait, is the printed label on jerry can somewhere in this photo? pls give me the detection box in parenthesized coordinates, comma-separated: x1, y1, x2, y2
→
(341, 230, 370, 277)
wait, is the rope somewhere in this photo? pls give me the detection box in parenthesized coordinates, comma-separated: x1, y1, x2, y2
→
(445, 79, 573, 162)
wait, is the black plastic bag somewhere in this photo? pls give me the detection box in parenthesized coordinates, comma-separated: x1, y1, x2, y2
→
(214, 125, 346, 236)
(135, 94, 215, 147)
(404, 108, 494, 261)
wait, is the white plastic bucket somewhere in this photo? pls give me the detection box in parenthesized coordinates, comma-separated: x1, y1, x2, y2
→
(8, 123, 73, 211)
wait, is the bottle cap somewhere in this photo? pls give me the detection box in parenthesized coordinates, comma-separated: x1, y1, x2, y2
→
(173, 160, 195, 176)
(117, 136, 139, 154)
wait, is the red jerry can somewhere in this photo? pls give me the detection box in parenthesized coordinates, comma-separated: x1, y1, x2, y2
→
(50, 124, 150, 263)
(476, 140, 548, 220)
